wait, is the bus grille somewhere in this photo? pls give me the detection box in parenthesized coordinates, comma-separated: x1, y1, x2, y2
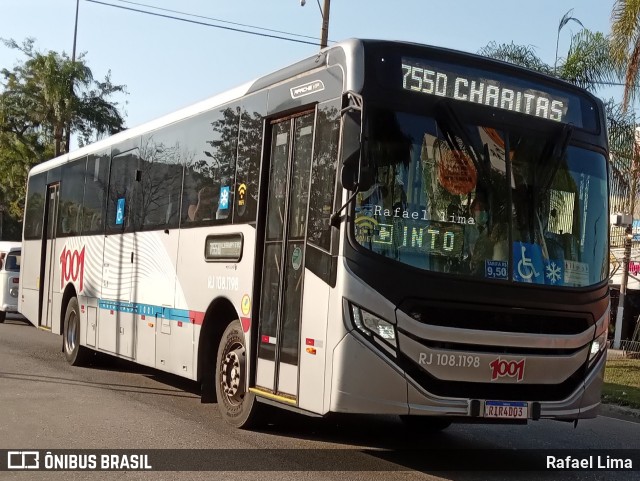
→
(403, 301, 591, 335)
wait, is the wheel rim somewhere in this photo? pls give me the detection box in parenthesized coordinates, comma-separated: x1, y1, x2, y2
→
(65, 309, 78, 354)
(220, 341, 246, 406)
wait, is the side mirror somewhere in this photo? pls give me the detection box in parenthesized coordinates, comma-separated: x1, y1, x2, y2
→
(341, 110, 361, 169)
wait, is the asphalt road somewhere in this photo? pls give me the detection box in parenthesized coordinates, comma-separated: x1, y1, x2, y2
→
(1, 314, 639, 481)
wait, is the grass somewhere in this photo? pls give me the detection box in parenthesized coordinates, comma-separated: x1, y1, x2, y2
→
(602, 358, 640, 410)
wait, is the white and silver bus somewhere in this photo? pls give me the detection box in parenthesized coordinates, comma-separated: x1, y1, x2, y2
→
(20, 39, 610, 429)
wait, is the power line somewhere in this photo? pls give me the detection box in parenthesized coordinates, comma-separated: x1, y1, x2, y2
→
(85, 0, 321, 46)
(109, 0, 326, 43)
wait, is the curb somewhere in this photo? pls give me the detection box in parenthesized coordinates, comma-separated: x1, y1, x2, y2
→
(598, 403, 640, 423)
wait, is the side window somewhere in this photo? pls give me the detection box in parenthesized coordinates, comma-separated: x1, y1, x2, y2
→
(57, 157, 87, 237)
(107, 147, 140, 232)
(24, 173, 47, 240)
(182, 103, 240, 226)
(308, 99, 340, 251)
(140, 126, 184, 230)
(235, 92, 267, 223)
(83, 151, 110, 235)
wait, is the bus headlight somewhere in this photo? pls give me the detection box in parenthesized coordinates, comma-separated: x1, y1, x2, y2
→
(350, 304, 397, 348)
(589, 331, 607, 362)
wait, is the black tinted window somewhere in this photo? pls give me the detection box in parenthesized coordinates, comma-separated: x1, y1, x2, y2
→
(182, 104, 240, 226)
(140, 126, 184, 230)
(58, 157, 86, 237)
(24, 173, 47, 240)
(107, 148, 140, 232)
(83, 151, 110, 235)
(236, 93, 267, 223)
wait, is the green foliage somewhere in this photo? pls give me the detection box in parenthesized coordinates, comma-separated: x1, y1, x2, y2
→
(477, 42, 553, 75)
(610, 0, 640, 110)
(561, 30, 620, 91)
(0, 37, 127, 238)
(603, 358, 640, 409)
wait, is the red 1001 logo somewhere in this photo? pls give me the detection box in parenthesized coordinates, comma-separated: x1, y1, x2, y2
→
(60, 246, 85, 292)
(489, 357, 525, 382)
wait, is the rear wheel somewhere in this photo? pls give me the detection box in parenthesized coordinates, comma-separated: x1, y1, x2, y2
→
(400, 415, 452, 432)
(0, 310, 6, 323)
(63, 297, 91, 366)
(215, 320, 263, 429)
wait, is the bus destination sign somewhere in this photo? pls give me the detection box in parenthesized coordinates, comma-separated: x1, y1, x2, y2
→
(401, 58, 569, 122)
(205, 234, 243, 262)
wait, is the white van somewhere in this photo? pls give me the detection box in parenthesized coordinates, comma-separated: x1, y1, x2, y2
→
(0, 241, 21, 323)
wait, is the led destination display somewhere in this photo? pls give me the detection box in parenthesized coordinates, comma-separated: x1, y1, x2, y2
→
(401, 58, 570, 122)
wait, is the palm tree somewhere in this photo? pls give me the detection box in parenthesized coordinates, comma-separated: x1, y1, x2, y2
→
(610, 0, 640, 111)
(1, 38, 127, 157)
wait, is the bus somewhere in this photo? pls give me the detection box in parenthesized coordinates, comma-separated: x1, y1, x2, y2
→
(19, 39, 610, 429)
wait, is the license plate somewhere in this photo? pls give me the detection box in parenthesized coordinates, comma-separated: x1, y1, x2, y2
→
(484, 400, 528, 419)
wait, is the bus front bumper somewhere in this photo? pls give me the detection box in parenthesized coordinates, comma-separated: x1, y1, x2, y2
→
(330, 332, 606, 421)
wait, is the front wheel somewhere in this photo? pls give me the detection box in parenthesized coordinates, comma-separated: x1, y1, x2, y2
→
(63, 297, 91, 366)
(215, 320, 263, 429)
(0, 310, 6, 323)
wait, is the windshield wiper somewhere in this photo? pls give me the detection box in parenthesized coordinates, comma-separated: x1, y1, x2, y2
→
(538, 123, 574, 201)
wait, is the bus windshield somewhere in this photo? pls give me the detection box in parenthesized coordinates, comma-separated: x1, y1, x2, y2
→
(353, 106, 608, 287)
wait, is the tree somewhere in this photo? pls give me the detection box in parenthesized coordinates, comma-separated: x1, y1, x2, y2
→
(1, 38, 127, 156)
(479, 29, 618, 93)
(610, 0, 640, 110)
(0, 37, 127, 238)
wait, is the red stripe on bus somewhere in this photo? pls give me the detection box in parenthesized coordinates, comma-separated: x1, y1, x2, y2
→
(190, 311, 205, 325)
(241, 317, 251, 333)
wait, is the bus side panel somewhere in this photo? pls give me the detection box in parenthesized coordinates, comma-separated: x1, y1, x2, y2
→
(98, 233, 135, 357)
(175, 225, 257, 382)
(132, 230, 180, 373)
(298, 269, 330, 413)
(19, 239, 41, 325)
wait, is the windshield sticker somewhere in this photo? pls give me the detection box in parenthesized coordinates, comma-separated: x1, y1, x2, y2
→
(544, 259, 564, 286)
(435, 143, 477, 195)
(513, 242, 544, 284)
(564, 260, 589, 286)
(485, 260, 508, 280)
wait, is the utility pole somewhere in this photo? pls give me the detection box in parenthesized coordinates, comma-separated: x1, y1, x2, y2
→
(613, 215, 633, 349)
(301, 0, 330, 50)
(65, 0, 80, 154)
(320, 0, 330, 49)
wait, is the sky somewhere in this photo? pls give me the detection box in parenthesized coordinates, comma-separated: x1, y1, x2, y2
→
(0, 0, 621, 146)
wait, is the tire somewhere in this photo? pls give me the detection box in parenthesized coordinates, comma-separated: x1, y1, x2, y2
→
(0, 310, 6, 323)
(400, 415, 452, 432)
(63, 297, 91, 366)
(215, 320, 264, 429)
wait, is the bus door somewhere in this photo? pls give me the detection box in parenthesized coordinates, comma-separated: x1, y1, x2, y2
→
(255, 111, 315, 400)
(40, 183, 60, 330)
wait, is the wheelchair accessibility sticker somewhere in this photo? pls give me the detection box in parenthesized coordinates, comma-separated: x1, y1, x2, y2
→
(513, 242, 544, 284)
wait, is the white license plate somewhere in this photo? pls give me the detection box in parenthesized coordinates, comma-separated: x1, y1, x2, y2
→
(484, 400, 528, 419)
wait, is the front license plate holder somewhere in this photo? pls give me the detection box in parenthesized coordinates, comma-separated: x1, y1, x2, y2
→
(484, 400, 528, 419)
